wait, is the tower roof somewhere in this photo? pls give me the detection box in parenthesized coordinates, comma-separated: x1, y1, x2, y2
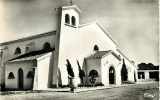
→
(62, 5, 81, 13)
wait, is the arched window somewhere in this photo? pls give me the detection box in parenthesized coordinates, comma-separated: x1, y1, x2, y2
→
(25, 46, 30, 53)
(93, 44, 99, 51)
(43, 42, 51, 51)
(89, 70, 98, 77)
(65, 14, 70, 24)
(109, 67, 114, 74)
(15, 47, 21, 55)
(25, 42, 35, 53)
(27, 71, 34, 78)
(8, 72, 15, 79)
(71, 16, 76, 26)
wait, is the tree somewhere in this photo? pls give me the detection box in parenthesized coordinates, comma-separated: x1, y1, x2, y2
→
(66, 59, 75, 91)
(77, 60, 85, 85)
(89, 70, 98, 86)
(121, 59, 128, 82)
(66, 59, 74, 77)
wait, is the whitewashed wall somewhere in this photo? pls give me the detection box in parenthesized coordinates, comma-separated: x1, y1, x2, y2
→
(101, 54, 121, 86)
(34, 53, 52, 90)
(5, 61, 34, 89)
(124, 59, 136, 82)
(0, 34, 56, 87)
(58, 22, 118, 85)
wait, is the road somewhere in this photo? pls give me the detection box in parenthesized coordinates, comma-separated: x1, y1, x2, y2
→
(0, 82, 159, 100)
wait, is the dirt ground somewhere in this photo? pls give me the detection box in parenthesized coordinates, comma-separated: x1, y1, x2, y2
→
(0, 82, 159, 100)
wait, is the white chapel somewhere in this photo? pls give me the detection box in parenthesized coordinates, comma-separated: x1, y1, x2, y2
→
(0, 4, 137, 90)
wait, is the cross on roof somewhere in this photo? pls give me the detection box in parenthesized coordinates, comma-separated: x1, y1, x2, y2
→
(69, 0, 73, 5)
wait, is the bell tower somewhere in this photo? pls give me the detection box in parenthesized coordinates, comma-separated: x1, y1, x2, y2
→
(60, 5, 81, 29)
(55, 4, 81, 86)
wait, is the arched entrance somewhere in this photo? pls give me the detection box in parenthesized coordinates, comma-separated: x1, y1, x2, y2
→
(121, 59, 128, 83)
(109, 67, 115, 84)
(18, 68, 24, 90)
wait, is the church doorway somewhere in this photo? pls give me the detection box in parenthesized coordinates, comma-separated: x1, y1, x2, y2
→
(18, 68, 24, 90)
(109, 67, 115, 84)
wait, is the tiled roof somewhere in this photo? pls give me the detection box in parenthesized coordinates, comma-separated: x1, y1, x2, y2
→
(86, 51, 111, 59)
(8, 49, 54, 62)
(0, 30, 56, 46)
(86, 50, 121, 60)
(138, 63, 159, 70)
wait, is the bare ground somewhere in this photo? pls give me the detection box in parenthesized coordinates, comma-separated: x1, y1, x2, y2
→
(0, 82, 159, 100)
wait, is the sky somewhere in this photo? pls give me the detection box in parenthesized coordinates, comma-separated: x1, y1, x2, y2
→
(0, 0, 158, 65)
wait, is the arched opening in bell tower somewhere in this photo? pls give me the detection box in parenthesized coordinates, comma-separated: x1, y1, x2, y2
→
(65, 14, 70, 24)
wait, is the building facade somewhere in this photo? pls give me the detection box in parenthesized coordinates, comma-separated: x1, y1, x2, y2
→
(137, 63, 159, 82)
(0, 4, 137, 90)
